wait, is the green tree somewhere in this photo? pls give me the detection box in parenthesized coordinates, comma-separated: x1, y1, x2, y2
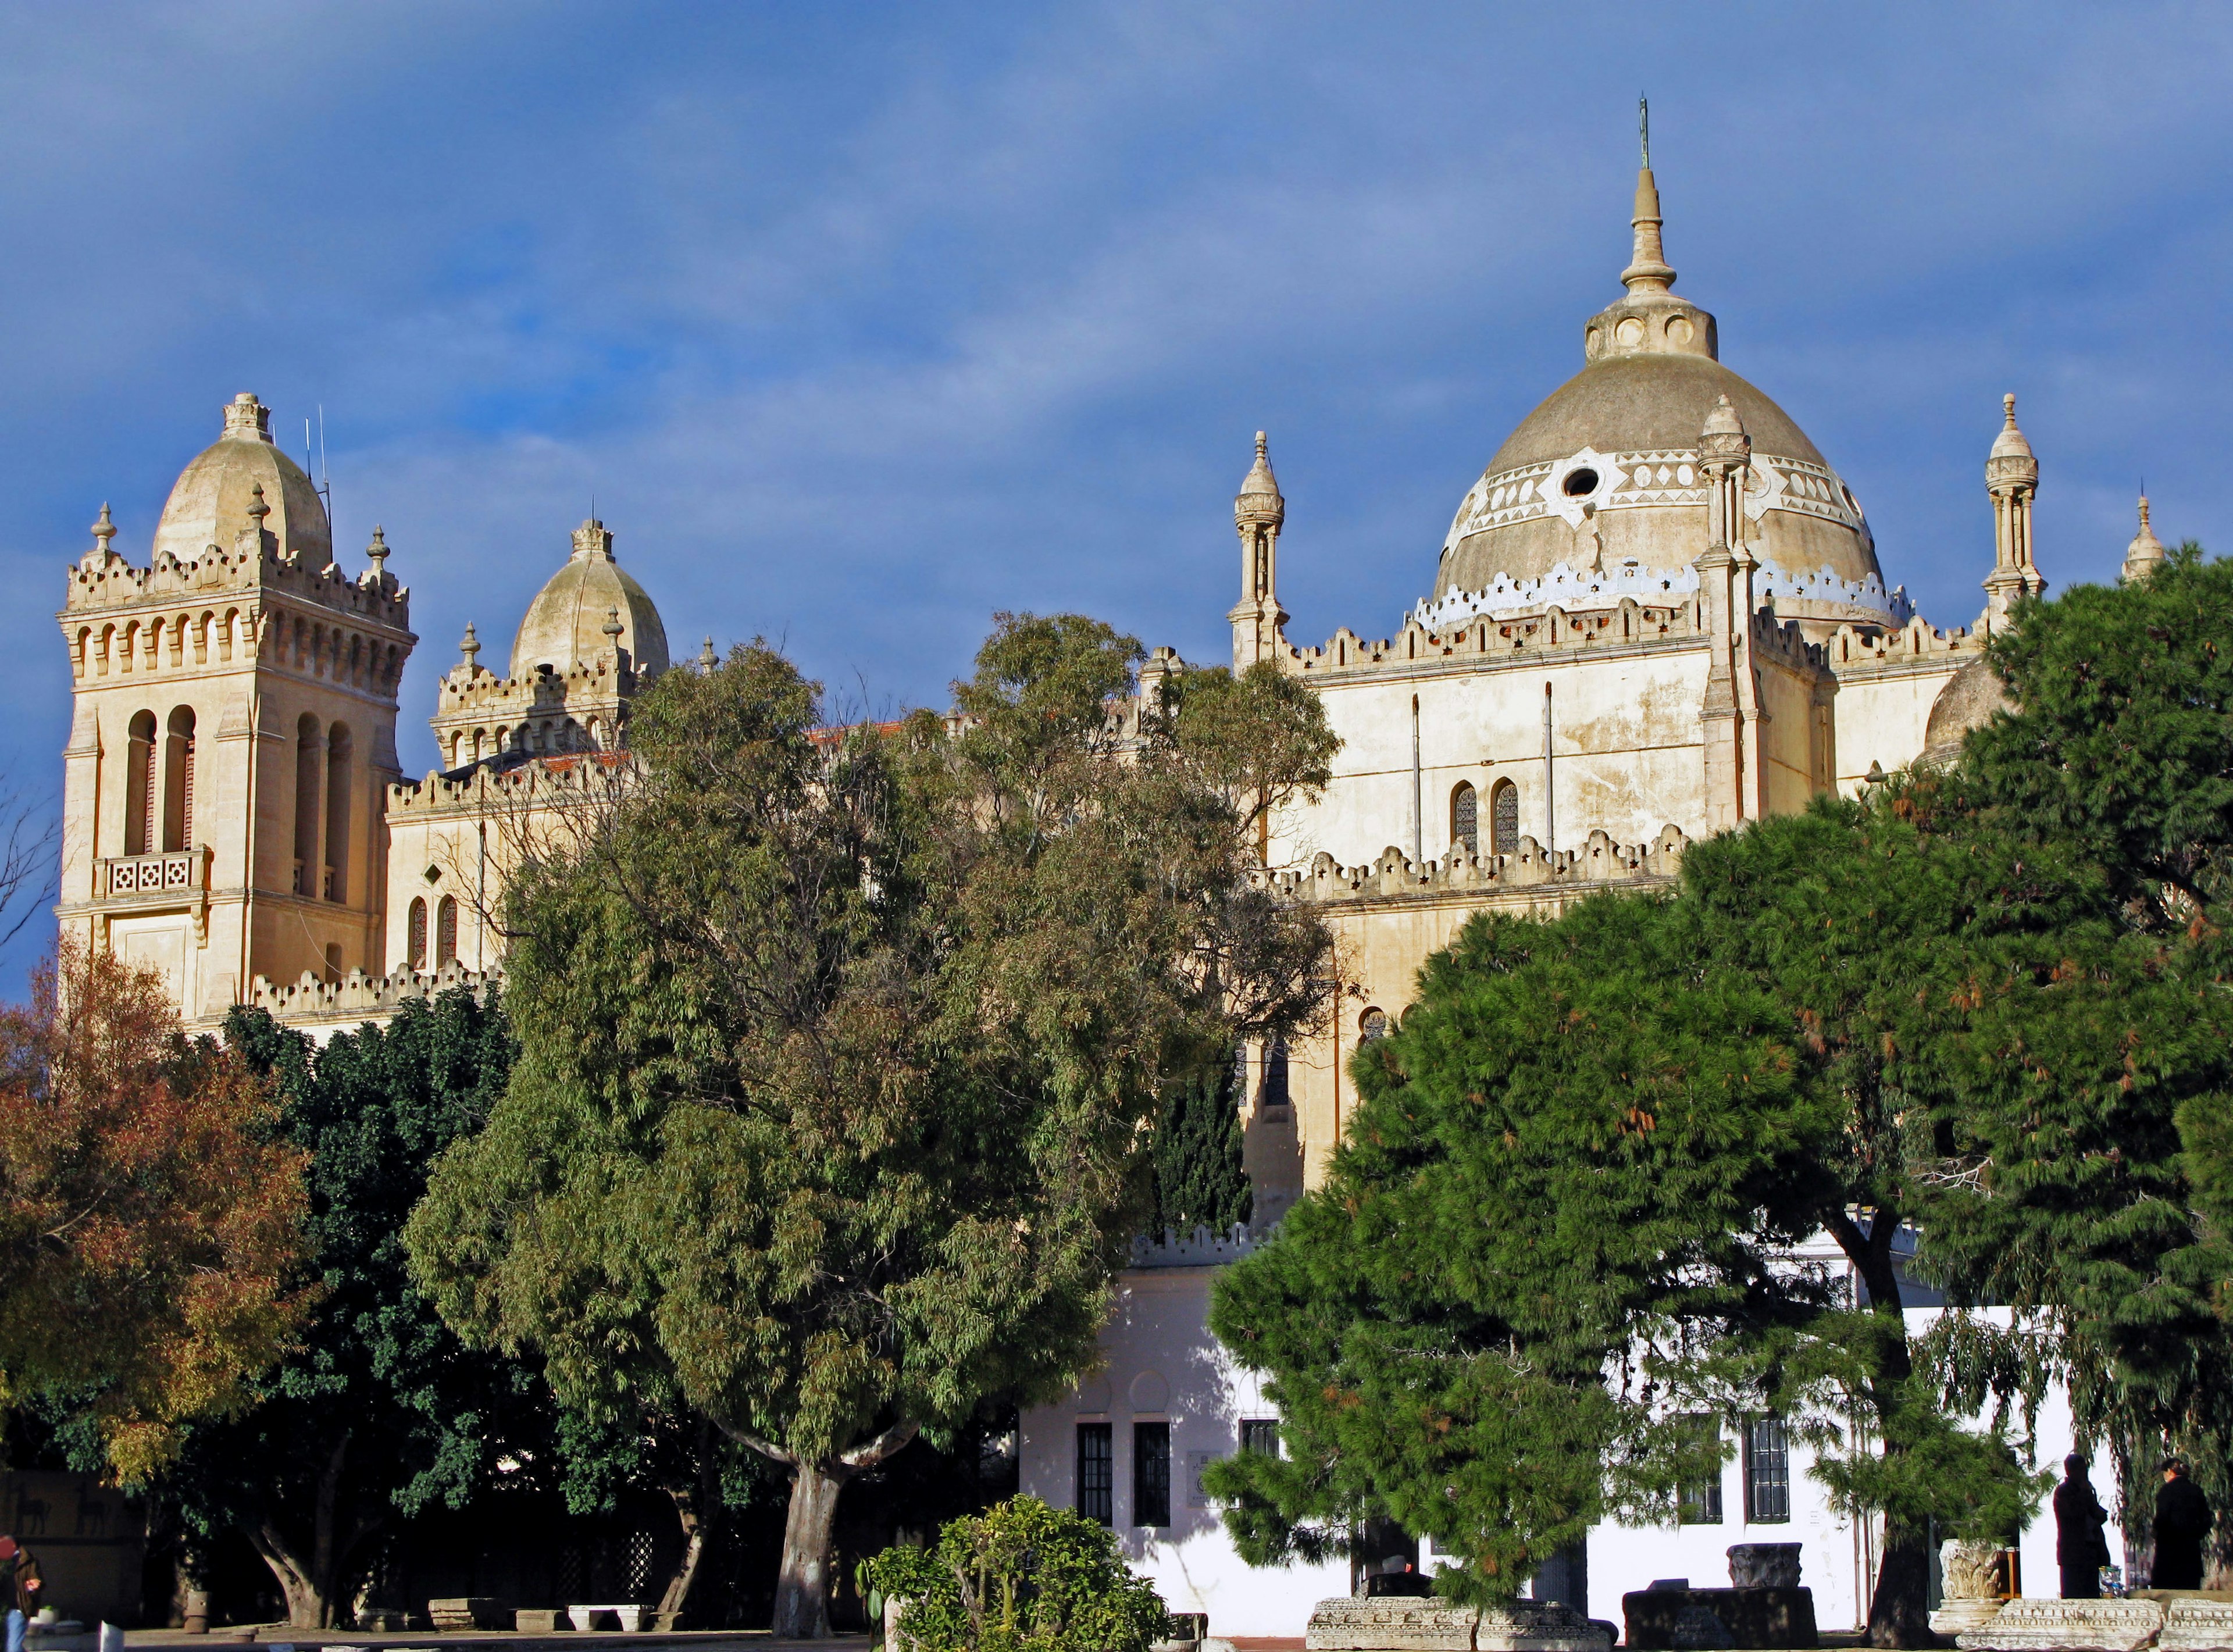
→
(1149, 1046, 1251, 1240)
(1914, 547, 2233, 1579)
(1207, 791, 2131, 1644)
(407, 623, 1336, 1637)
(862, 1495, 1168, 1652)
(160, 989, 537, 1629)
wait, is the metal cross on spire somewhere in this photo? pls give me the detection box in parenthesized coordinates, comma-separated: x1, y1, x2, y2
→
(1639, 94, 1650, 167)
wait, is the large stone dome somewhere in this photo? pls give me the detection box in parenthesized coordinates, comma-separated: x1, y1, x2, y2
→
(154, 393, 332, 566)
(1419, 167, 1901, 636)
(510, 518, 670, 679)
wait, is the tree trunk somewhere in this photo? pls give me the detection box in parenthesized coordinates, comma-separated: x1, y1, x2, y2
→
(238, 1434, 373, 1630)
(654, 1418, 723, 1627)
(772, 1460, 848, 1639)
(1827, 1206, 1932, 1650)
(1867, 1525, 1933, 1650)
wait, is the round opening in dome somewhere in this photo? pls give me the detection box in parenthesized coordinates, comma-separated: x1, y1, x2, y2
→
(1562, 468, 1600, 498)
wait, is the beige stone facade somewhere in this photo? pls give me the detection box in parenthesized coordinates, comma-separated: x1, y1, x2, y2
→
(53, 159, 2137, 1136)
(1217, 164, 2060, 1223)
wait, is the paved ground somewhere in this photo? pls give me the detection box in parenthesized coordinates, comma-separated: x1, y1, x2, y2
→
(117, 1635, 876, 1652)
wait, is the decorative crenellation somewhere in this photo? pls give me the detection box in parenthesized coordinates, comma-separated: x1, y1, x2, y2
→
(388, 748, 633, 820)
(1413, 558, 1701, 630)
(1257, 824, 1688, 907)
(1286, 595, 1701, 679)
(429, 654, 646, 769)
(246, 958, 501, 1026)
(1128, 1224, 1260, 1269)
(1818, 609, 1980, 677)
(62, 513, 412, 696)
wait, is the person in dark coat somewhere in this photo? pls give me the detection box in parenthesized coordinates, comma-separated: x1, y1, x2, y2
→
(2153, 1459, 2214, 1590)
(2056, 1453, 2111, 1598)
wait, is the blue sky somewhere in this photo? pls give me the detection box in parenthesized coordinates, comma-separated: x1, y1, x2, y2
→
(2, 3, 2227, 990)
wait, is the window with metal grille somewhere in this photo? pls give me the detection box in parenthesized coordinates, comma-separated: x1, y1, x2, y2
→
(1451, 782, 1478, 856)
(1678, 1414, 1724, 1524)
(408, 899, 429, 972)
(1261, 1039, 1289, 1115)
(1490, 779, 1519, 855)
(1745, 1416, 1790, 1523)
(1076, 1423, 1112, 1525)
(1239, 1418, 1280, 1457)
(437, 895, 459, 966)
(1133, 1421, 1171, 1528)
(1360, 1008, 1388, 1043)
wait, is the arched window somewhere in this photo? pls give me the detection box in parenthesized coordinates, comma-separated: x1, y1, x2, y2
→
(162, 707, 195, 852)
(436, 896, 459, 967)
(1451, 782, 1478, 857)
(325, 724, 352, 902)
(1360, 1008, 1389, 1043)
(293, 714, 321, 895)
(407, 898, 429, 972)
(125, 710, 156, 856)
(1261, 1037, 1290, 1115)
(1490, 778, 1520, 855)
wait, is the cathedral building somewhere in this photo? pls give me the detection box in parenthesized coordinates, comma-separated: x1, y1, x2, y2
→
(52, 151, 2164, 1631)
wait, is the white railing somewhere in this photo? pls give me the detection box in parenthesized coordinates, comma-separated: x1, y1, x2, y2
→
(101, 848, 206, 897)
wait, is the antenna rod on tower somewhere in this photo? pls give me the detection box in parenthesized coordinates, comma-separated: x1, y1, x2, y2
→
(1639, 94, 1650, 167)
(317, 404, 331, 526)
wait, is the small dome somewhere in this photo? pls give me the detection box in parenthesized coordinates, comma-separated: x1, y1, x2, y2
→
(1235, 431, 1283, 528)
(509, 519, 670, 679)
(154, 393, 331, 566)
(1920, 658, 2013, 767)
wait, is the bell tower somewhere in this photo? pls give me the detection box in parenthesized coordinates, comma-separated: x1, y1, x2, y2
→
(55, 394, 417, 1021)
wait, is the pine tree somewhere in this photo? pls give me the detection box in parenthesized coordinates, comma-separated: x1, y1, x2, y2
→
(1150, 1046, 1251, 1239)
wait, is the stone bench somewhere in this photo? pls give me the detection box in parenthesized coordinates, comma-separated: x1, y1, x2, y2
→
(568, 1604, 650, 1632)
(1307, 1595, 1610, 1652)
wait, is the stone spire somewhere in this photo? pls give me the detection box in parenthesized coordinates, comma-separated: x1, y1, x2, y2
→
(1982, 393, 2046, 629)
(1621, 98, 1675, 296)
(1584, 110, 1715, 365)
(1229, 431, 1289, 670)
(699, 636, 717, 672)
(2123, 494, 2166, 582)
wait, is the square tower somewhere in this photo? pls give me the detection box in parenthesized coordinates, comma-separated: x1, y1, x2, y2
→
(54, 394, 416, 1022)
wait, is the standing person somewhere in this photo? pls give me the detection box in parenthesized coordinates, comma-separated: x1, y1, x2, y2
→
(2154, 1460, 2215, 1590)
(0, 1536, 44, 1652)
(2056, 1454, 2111, 1599)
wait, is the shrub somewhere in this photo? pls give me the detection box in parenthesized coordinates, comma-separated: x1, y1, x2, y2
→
(862, 1495, 1170, 1652)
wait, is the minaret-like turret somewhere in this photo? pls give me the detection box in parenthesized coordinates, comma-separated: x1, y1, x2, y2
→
(1695, 395, 1766, 829)
(1229, 431, 1288, 670)
(2123, 495, 2166, 583)
(1982, 393, 2045, 628)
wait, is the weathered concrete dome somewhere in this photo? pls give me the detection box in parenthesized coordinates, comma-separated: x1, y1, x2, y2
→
(510, 518, 670, 679)
(1918, 657, 2012, 768)
(1422, 167, 1897, 636)
(154, 393, 332, 566)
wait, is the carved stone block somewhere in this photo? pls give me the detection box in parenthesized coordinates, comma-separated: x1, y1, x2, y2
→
(2160, 1599, 2233, 1651)
(1957, 1599, 2164, 1652)
(1306, 1596, 1611, 1652)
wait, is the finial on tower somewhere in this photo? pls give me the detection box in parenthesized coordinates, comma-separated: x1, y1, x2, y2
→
(366, 524, 390, 579)
(91, 502, 116, 554)
(1235, 430, 1283, 529)
(246, 483, 270, 527)
(699, 636, 718, 672)
(2124, 493, 2167, 581)
(602, 606, 624, 640)
(1621, 99, 1675, 297)
(459, 622, 481, 668)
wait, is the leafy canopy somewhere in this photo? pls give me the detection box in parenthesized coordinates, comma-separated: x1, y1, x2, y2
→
(0, 943, 309, 1479)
